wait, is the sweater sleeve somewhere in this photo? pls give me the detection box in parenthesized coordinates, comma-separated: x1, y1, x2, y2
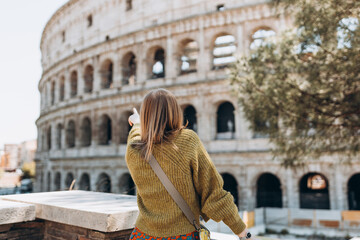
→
(190, 133, 246, 235)
(127, 123, 141, 143)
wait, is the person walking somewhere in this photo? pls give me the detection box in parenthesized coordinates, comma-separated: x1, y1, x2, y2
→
(126, 88, 253, 240)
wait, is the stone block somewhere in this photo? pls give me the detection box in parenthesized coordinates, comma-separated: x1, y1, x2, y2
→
(0, 200, 35, 225)
(2, 191, 138, 233)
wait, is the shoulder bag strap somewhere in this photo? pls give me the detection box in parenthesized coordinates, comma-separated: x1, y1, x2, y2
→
(148, 154, 201, 231)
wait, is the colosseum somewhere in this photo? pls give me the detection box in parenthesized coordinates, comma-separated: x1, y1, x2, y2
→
(35, 0, 360, 211)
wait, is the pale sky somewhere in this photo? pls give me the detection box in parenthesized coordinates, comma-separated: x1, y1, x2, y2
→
(0, 0, 69, 148)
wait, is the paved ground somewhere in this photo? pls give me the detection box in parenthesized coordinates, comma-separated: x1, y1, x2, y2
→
(263, 234, 353, 240)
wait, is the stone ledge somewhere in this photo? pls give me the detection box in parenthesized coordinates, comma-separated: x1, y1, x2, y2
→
(0, 200, 35, 225)
(1, 190, 138, 232)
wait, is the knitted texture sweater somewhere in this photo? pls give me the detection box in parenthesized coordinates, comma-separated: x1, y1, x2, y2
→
(125, 124, 246, 237)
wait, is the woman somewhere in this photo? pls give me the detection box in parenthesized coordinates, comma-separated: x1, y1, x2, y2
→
(126, 89, 252, 240)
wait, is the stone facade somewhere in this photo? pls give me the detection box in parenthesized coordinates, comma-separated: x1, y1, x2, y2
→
(36, 0, 360, 211)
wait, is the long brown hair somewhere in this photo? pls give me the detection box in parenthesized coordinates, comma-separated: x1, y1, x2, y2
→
(134, 88, 186, 161)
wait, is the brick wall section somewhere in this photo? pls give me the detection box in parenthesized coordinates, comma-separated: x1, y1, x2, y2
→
(0, 219, 133, 240)
(43, 220, 133, 240)
(0, 220, 45, 240)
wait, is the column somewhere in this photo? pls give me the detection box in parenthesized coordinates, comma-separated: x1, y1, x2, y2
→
(64, 68, 71, 100)
(286, 168, 298, 208)
(165, 28, 176, 80)
(93, 55, 101, 92)
(54, 76, 59, 104)
(137, 42, 148, 83)
(112, 54, 122, 88)
(236, 24, 245, 57)
(197, 18, 208, 79)
(77, 63, 84, 96)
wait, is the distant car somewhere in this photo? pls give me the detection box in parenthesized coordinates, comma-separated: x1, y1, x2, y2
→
(20, 179, 33, 193)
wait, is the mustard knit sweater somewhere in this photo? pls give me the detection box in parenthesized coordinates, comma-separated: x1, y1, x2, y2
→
(125, 124, 246, 237)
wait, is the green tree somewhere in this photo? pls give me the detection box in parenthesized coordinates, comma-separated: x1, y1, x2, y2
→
(230, 0, 360, 166)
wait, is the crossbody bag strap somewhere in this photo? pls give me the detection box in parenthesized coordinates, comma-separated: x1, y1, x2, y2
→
(148, 154, 201, 231)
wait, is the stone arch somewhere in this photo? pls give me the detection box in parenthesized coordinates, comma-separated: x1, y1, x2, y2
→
(84, 65, 94, 93)
(118, 173, 135, 195)
(216, 101, 235, 139)
(98, 114, 112, 145)
(119, 111, 132, 144)
(96, 173, 111, 193)
(79, 173, 91, 191)
(46, 125, 52, 150)
(59, 76, 65, 101)
(122, 52, 136, 85)
(80, 117, 92, 147)
(65, 172, 75, 190)
(54, 172, 61, 191)
(212, 33, 236, 70)
(221, 173, 239, 207)
(66, 120, 76, 148)
(256, 173, 282, 208)
(100, 59, 113, 89)
(47, 171, 51, 192)
(348, 173, 360, 210)
(70, 70, 78, 97)
(250, 27, 276, 50)
(183, 105, 197, 132)
(56, 123, 63, 149)
(299, 172, 330, 209)
(148, 46, 165, 79)
(179, 39, 198, 74)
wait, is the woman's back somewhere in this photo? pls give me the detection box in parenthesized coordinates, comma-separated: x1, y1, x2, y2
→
(126, 89, 247, 239)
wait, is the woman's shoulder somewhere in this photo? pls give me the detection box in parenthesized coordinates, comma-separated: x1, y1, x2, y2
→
(177, 128, 200, 145)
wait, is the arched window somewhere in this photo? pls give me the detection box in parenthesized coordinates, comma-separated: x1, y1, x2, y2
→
(100, 60, 113, 89)
(98, 114, 112, 145)
(337, 17, 359, 49)
(96, 173, 111, 193)
(183, 105, 197, 132)
(51, 81, 55, 105)
(122, 52, 136, 85)
(151, 48, 165, 79)
(213, 34, 236, 69)
(119, 111, 132, 144)
(256, 173, 282, 208)
(47, 172, 51, 192)
(250, 28, 276, 50)
(59, 76, 65, 101)
(47, 126, 52, 150)
(79, 173, 91, 191)
(180, 40, 198, 74)
(65, 172, 74, 190)
(66, 120, 76, 148)
(348, 173, 360, 210)
(84, 65, 94, 93)
(54, 172, 61, 191)
(80, 117, 92, 147)
(300, 173, 330, 209)
(56, 123, 63, 149)
(221, 173, 239, 207)
(216, 102, 235, 139)
(118, 173, 135, 195)
(70, 71, 78, 97)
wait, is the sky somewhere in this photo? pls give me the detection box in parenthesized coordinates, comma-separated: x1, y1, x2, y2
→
(0, 0, 68, 148)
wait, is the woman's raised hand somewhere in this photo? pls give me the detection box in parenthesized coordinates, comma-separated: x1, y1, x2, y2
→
(128, 108, 140, 126)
